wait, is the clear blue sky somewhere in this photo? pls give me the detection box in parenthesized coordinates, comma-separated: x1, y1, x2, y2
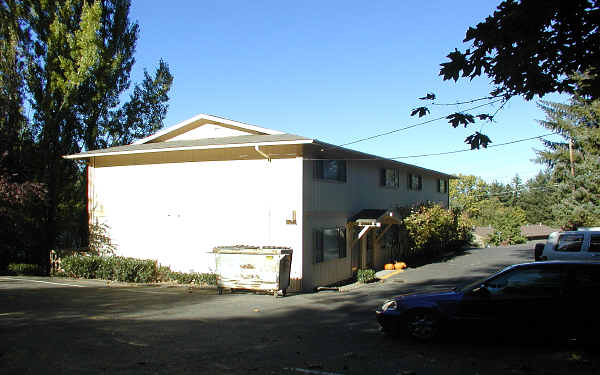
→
(128, 0, 566, 183)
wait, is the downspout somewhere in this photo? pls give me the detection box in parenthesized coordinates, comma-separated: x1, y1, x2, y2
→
(254, 145, 271, 162)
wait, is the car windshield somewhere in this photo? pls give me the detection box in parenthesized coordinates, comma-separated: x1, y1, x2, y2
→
(455, 266, 509, 293)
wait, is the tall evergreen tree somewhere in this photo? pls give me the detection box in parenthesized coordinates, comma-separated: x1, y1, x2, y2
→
(519, 171, 558, 225)
(536, 76, 600, 229)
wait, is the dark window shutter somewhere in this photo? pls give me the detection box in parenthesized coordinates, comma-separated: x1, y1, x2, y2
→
(339, 161, 347, 182)
(418, 176, 422, 190)
(314, 160, 324, 179)
(408, 174, 413, 190)
(381, 169, 386, 186)
(444, 179, 448, 193)
(437, 179, 441, 192)
(314, 230, 323, 263)
(338, 227, 346, 258)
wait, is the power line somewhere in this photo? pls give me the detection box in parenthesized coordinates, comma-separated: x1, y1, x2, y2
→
(306, 132, 558, 161)
(464, 183, 561, 199)
(339, 98, 505, 147)
(430, 95, 503, 106)
(392, 132, 558, 159)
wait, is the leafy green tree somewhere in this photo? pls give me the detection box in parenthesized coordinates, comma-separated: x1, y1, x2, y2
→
(487, 205, 527, 246)
(485, 180, 511, 206)
(536, 77, 600, 229)
(449, 174, 488, 216)
(471, 197, 502, 227)
(0, 0, 173, 266)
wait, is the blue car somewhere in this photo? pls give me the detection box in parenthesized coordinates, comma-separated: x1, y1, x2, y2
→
(376, 261, 600, 341)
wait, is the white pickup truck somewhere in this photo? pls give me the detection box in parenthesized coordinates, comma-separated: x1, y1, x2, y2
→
(535, 230, 600, 261)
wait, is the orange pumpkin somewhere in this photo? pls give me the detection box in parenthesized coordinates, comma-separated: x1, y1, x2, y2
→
(394, 262, 407, 270)
(384, 263, 395, 270)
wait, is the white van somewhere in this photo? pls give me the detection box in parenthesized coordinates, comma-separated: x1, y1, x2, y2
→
(535, 230, 600, 261)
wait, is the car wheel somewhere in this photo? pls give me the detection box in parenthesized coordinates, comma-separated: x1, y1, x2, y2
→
(405, 310, 440, 341)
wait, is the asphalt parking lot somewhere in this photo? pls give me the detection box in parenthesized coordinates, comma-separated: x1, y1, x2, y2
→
(1, 243, 599, 375)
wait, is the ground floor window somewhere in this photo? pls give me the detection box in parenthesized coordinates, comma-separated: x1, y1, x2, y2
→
(314, 227, 346, 263)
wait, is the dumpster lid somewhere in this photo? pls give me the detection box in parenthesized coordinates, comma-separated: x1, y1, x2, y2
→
(213, 245, 293, 255)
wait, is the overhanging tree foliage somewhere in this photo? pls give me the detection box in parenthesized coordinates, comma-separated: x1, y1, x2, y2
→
(0, 0, 173, 269)
(441, 0, 600, 100)
(413, 0, 600, 149)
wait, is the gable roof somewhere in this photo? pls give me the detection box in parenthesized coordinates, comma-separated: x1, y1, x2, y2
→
(63, 113, 456, 179)
(65, 133, 312, 159)
(134, 113, 283, 144)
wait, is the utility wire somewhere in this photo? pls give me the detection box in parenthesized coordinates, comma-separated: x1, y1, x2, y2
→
(339, 98, 505, 147)
(305, 132, 559, 161)
(392, 132, 558, 159)
(430, 95, 503, 106)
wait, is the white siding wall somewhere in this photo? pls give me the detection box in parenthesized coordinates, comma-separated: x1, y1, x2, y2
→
(90, 157, 304, 283)
(302, 159, 448, 289)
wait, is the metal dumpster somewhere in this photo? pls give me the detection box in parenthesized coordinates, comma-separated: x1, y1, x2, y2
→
(213, 246, 293, 296)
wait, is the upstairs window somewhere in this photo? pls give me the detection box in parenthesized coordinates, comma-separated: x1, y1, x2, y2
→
(314, 227, 347, 263)
(408, 173, 422, 191)
(381, 168, 400, 188)
(314, 160, 347, 182)
(437, 179, 448, 193)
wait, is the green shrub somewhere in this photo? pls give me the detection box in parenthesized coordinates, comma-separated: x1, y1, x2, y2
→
(112, 257, 157, 283)
(8, 263, 43, 276)
(61, 255, 157, 283)
(159, 269, 218, 285)
(403, 204, 472, 258)
(97, 255, 116, 280)
(61, 255, 102, 279)
(357, 269, 376, 283)
(59, 255, 217, 285)
(157, 265, 172, 282)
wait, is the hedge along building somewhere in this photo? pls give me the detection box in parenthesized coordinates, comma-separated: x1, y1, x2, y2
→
(65, 114, 453, 291)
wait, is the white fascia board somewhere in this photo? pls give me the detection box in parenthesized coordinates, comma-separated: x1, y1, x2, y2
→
(64, 139, 314, 159)
(134, 114, 284, 145)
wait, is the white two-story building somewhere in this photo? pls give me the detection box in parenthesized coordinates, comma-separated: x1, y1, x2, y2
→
(66, 114, 452, 291)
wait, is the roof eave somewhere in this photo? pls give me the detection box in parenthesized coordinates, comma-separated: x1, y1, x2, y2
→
(311, 140, 457, 179)
(63, 139, 314, 160)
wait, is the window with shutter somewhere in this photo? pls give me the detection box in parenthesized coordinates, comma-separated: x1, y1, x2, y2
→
(382, 168, 400, 188)
(408, 173, 422, 191)
(314, 227, 347, 263)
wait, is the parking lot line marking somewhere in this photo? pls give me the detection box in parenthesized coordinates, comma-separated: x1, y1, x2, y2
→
(284, 368, 343, 375)
(0, 277, 86, 288)
(379, 269, 404, 280)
